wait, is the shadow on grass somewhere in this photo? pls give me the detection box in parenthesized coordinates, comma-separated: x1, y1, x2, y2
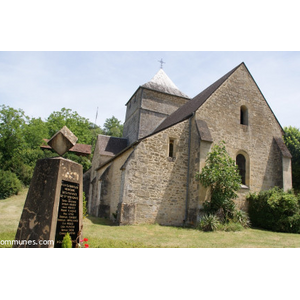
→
(85, 215, 116, 226)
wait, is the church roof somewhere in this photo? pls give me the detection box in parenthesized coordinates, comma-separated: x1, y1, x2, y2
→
(141, 69, 189, 99)
(152, 63, 243, 135)
(96, 135, 128, 157)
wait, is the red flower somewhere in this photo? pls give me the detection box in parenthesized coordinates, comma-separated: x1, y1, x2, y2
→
(84, 244, 89, 248)
(83, 238, 88, 242)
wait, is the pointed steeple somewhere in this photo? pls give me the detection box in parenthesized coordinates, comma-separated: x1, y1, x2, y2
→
(142, 69, 189, 99)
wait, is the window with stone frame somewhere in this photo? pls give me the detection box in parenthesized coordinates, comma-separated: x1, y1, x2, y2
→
(236, 154, 246, 185)
(240, 105, 248, 125)
(168, 138, 175, 158)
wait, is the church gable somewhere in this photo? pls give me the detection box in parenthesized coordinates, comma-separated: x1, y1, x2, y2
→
(152, 63, 241, 135)
(195, 63, 287, 195)
(196, 63, 284, 143)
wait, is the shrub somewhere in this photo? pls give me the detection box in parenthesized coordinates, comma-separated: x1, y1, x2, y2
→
(196, 141, 241, 220)
(0, 170, 22, 199)
(232, 209, 250, 228)
(62, 233, 72, 248)
(198, 214, 220, 231)
(247, 187, 300, 233)
(221, 221, 244, 232)
(198, 212, 248, 232)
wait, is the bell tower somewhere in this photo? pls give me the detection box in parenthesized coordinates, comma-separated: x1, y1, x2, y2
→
(122, 68, 190, 145)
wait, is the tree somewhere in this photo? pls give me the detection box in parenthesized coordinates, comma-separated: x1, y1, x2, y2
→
(0, 105, 39, 187)
(46, 108, 94, 144)
(102, 116, 123, 137)
(196, 141, 241, 218)
(0, 169, 22, 199)
(0, 105, 26, 168)
(0, 105, 123, 197)
(23, 117, 48, 148)
(283, 126, 300, 191)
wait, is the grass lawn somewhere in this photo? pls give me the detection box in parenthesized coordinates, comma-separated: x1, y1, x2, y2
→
(1, 188, 300, 248)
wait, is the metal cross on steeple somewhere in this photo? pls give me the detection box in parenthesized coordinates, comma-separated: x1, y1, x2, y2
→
(158, 58, 166, 69)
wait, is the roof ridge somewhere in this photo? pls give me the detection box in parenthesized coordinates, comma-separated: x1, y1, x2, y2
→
(97, 134, 128, 140)
(150, 62, 243, 135)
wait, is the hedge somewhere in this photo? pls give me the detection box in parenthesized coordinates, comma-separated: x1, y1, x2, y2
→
(0, 170, 22, 199)
(247, 187, 300, 233)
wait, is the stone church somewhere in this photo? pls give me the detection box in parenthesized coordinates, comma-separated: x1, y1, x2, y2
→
(86, 62, 292, 226)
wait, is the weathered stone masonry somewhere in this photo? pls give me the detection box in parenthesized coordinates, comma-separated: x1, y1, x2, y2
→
(120, 120, 190, 225)
(87, 63, 292, 226)
(195, 64, 288, 209)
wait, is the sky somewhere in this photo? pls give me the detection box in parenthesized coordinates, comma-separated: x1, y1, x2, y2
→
(1, 51, 300, 129)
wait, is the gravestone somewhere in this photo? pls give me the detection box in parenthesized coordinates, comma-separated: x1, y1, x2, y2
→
(14, 126, 83, 248)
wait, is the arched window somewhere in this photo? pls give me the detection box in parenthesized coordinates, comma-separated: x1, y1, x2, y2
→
(240, 105, 248, 125)
(169, 138, 175, 158)
(236, 154, 246, 185)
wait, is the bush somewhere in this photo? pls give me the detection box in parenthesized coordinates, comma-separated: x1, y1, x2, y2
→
(198, 214, 220, 231)
(198, 212, 248, 232)
(247, 187, 300, 233)
(0, 170, 22, 199)
(196, 141, 241, 220)
(221, 221, 244, 232)
(62, 233, 72, 248)
(232, 209, 251, 228)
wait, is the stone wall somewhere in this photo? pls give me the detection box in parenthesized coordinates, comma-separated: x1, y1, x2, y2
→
(83, 169, 91, 201)
(195, 63, 287, 209)
(123, 87, 189, 145)
(187, 118, 213, 224)
(88, 140, 102, 214)
(282, 156, 292, 190)
(120, 120, 190, 225)
(89, 148, 133, 218)
(123, 89, 142, 144)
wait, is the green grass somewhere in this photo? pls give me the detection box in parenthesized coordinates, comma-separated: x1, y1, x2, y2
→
(83, 216, 300, 248)
(1, 188, 300, 248)
(0, 188, 27, 247)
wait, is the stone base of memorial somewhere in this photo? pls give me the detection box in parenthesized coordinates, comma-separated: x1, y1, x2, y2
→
(14, 157, 83, 248)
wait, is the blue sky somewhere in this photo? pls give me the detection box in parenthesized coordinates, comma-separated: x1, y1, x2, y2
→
(1, 51, 300, 129)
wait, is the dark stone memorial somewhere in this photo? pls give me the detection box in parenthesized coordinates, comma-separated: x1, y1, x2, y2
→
(14, 126, 83, 248)
(55, 180, 80, 247)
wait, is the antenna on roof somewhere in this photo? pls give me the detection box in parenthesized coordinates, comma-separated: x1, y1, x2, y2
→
(94, 107, 98, 128)
(158, 58, 166, 69)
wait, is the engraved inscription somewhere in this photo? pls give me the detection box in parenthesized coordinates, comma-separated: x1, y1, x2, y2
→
(55, 180, 79, 247)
